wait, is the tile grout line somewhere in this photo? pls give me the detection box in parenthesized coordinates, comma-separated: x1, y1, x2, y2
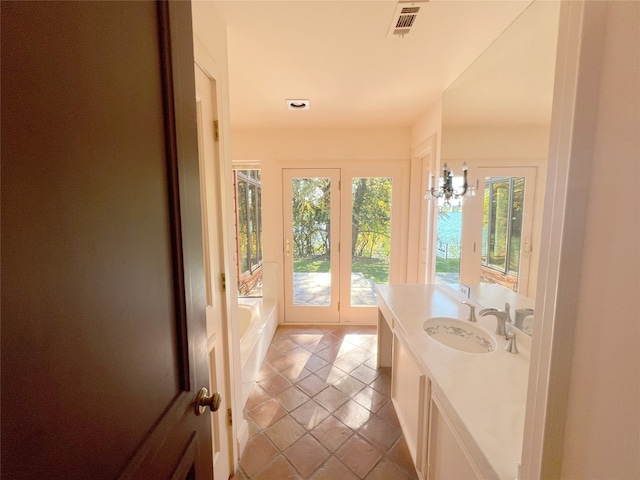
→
(236, 326, 418, 480)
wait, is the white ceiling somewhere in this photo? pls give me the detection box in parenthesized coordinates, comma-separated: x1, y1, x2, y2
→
(212, 0, 551, 130)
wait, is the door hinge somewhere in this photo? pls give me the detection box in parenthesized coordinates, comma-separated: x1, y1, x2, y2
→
(338, 301, 340, 312)
(220, 273, 226, 292)
(213, 120, 219, 142)
(227, 408, 233, 426)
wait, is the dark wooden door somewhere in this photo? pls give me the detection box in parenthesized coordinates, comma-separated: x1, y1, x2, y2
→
(1, 1, 214, 479)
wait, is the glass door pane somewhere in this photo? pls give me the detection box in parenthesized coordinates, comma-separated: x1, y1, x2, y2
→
(283, 169, 340, 324)
(291, 177, 332, 306)
(235, 170, 263, 297)
(487, 179, 510, 271)
(350, 177, 392, 306)
(481, 176, 526, 291)
(340, 165, 405, 324)
(508, 178, 525, 275)
(237, 179, 248, 274)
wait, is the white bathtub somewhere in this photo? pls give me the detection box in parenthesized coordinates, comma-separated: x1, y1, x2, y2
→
(238, 303, 257, 344)
(237, 298, 278, 408)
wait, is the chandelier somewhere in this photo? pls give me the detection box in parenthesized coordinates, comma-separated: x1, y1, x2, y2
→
(425, 162, 475, 204)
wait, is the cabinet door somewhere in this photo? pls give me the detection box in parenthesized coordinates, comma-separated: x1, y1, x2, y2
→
(391, 334, 427, 475)
(427, 398, 479, 480)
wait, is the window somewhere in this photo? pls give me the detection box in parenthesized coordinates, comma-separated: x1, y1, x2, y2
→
(481, 176, 525, 291)
(234, 170, 262, 297)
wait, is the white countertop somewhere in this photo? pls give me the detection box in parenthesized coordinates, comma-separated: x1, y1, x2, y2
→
(376, 284, 530, 480)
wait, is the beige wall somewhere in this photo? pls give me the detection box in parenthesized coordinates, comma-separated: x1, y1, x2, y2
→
(408, 102, 443, 283)
(192, 1, 228, 63)
(441, 126, 550, 161)
(231, 127, 410, 162)
(560, 2, 639, 477)
(411, 99, 443, 154)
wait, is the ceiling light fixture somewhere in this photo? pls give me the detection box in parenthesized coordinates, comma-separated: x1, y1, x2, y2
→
(425, 163, 475, 205)
(286, 99, 310, 110)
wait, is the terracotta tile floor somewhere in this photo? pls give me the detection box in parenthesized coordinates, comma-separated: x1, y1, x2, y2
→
(233, 325, 419, 480)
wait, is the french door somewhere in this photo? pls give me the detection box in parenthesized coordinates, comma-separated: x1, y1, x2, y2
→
(283, 167, 402, 324)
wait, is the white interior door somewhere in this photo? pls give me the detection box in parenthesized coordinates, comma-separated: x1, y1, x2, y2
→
(195, 64, 232, 480)
(283, 166, 405, 324)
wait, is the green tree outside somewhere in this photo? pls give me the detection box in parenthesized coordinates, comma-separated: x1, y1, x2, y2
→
(291, 176, 392, 285)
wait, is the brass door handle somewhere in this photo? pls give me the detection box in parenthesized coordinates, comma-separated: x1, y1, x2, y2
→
(195, 387, 222, 415)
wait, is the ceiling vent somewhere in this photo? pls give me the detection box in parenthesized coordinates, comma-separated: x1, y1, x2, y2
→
(387, 0, 428, 38)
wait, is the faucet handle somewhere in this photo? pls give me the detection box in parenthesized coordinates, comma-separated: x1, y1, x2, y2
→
(505, 330, 518, 354)
(462, 301, 476, 322)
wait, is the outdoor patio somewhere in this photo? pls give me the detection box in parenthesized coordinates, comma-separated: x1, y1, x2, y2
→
(293, 272, 379, 307)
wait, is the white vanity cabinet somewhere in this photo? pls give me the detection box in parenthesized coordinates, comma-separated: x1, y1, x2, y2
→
(427, 396, 480, 479)
(377, 286, 488, 480)
(391, 331, 430, 478)
(376, 284, 528, 480)
(382, 311, 480, 480)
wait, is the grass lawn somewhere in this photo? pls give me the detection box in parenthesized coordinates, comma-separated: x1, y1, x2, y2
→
(436, 257, 460, 273)
(294, 256, 389, 284)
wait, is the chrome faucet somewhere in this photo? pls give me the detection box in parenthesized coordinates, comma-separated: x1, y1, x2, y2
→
(514, 308, 534, 329)
(462, 301, 477, 322)
(478, 307, 510, 336)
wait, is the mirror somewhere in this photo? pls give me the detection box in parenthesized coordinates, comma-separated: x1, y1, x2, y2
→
(438, 0, 560, 335)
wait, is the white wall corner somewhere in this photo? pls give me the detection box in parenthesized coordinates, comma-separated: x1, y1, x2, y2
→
(520, 0, 609, 478)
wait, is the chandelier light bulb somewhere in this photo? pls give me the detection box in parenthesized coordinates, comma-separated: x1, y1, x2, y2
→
(425, 163, 475, 205)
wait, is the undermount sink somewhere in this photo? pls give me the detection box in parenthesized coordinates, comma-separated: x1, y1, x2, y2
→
(423, 317, 496, 354)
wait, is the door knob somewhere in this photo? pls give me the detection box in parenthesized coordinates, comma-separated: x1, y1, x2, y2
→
(195, 387, 222, 415)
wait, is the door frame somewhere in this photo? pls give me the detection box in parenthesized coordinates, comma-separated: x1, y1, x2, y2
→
(279, 161, 410, 325)
(193, 37, 244, 473)
(194, 62, 234, 480)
